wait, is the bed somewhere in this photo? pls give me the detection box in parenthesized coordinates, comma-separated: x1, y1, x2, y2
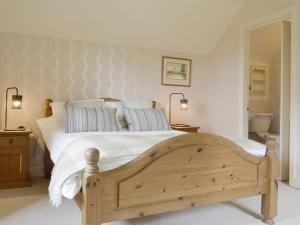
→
(40, 98, 278, 225)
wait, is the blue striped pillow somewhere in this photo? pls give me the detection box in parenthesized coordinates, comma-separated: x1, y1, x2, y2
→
(123, 108, 170, 131)
(65, 105, 118, 133)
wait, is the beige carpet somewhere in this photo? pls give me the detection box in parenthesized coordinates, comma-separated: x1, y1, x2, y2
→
(0, 178, 300, 225)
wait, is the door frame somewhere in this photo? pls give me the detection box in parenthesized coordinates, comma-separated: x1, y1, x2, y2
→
(238, 7, 298, 186)
(280, 21, 292, 181)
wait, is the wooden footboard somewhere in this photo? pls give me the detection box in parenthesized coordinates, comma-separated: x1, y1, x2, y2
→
(80, 133, 278, 225)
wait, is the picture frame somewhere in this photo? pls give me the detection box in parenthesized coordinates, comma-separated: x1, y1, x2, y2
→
(161, 56, 192, 87)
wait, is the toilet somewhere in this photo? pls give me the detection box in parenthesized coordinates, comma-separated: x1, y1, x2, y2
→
(249, 113, 280, 144)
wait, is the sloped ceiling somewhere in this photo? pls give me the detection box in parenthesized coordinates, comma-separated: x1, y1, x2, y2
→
(0, 0, 245, 55)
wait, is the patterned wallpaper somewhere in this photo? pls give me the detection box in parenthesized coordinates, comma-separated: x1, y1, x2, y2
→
(0, 32, 206, 175)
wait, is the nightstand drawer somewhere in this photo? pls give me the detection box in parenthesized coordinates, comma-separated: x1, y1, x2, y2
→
(0, 136, 27, 147)
(0, 149, 24, 179)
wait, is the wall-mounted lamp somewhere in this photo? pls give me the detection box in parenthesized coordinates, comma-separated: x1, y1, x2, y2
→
(169, 92, 188, 125)
(4, 87, 25, 131)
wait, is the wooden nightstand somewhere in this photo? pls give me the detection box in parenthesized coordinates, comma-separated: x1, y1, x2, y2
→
(171, 125, 200, 133)
(0, 129, 32, 188)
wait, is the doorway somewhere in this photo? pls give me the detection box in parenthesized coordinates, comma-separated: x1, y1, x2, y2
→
(247, 21, 291, 181)
(238, 9, 295, 185)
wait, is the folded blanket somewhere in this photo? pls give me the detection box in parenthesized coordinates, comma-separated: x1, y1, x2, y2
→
(49, 131, 183, 206)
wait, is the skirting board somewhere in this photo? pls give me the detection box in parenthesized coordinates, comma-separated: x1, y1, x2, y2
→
(290, 178, 300, 190)
(29, 167, 44, 177)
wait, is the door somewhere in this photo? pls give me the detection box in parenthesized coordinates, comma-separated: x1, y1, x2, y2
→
(280, 21, 291, 181)
(282, 19, 300, 189)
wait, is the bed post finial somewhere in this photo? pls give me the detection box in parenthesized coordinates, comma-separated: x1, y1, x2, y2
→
(152, 101, 157, 109)
(262, 138, 278, 225)
(45, 99, 53, 117)
(82, 148, 101, 225)
(84, 148, 100, 174)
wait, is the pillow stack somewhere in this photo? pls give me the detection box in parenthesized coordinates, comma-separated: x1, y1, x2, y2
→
(50, 99, 170, 133)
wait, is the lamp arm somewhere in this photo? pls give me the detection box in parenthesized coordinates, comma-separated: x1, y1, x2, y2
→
(169, 93, 185, 125)
(5, 87, 19, 129)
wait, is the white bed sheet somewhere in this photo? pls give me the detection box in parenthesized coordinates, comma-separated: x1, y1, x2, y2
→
(37, 116, 267, 204)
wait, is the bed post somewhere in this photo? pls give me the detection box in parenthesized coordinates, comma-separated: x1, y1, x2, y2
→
(82, 148, 101, 225)
(261, 138, 278, 225)
(45, 99, 54, 178)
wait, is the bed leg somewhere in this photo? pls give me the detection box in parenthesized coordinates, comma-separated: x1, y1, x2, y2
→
(261, 139, 278, 225)
(82, 148, 101, 225)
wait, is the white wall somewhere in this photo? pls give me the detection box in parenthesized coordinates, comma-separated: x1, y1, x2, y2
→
(0, 32, 210, 175)
(204, 32, 240, 136)
(249, 22, 281, 63)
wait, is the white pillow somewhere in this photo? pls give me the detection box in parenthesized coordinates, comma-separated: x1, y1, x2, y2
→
(122, 100, 153, 109)
(36, 115, 65, 149)
(104, 101, 127, 130)
(50, 99, 104, 118)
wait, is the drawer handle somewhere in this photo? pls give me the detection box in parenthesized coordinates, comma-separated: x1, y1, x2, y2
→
(9, 139, 14, 144)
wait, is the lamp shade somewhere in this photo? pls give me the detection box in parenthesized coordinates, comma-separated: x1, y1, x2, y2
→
(12, 95, 22, 109)
(180, 98, 188, 110)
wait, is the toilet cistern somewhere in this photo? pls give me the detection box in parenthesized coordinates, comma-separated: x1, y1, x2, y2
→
(249, 113, 273, 133)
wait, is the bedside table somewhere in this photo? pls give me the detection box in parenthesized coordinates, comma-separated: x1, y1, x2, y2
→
(171, 125, 200, 133)
(0, 129, 32, 188)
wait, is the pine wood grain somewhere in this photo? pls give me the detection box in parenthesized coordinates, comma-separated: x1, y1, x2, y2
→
(81, 133, 278, 225)
(44, 99, 278, 225)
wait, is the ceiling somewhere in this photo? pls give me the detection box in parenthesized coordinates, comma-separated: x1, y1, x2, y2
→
(0, 0, 245, 55)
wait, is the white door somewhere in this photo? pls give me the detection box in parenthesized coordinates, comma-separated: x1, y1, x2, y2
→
(287, 19, 300, 189)
(280, 21, 291, 181)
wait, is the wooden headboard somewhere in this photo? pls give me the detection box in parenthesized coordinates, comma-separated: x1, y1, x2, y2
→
(43, 98, 157, 178)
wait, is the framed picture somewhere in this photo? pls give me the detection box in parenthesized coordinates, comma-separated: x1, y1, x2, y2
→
(161, 56, 191, 87)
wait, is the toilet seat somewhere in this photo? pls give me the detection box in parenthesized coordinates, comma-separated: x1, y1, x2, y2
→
(257, 132, 279, 140)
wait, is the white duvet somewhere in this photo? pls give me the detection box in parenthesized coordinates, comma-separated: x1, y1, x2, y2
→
(37, 116, 266, 206)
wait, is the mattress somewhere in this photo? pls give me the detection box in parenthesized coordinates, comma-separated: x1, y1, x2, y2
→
(37, 116, 267, 206)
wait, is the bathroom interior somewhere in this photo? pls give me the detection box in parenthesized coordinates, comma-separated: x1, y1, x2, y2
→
(248, 21, 291, 181)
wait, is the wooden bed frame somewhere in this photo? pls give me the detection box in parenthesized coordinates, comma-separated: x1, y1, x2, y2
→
(44, 98, 278, 225)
